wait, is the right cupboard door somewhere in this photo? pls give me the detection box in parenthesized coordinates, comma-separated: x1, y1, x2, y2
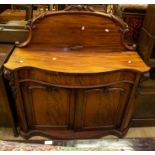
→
(74, 83, 132, 130)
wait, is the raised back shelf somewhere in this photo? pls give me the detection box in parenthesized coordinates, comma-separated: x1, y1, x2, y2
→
(16, 5, 135, 51)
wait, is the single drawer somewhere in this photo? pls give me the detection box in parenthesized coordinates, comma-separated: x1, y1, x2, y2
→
(17, 68, 136, 88)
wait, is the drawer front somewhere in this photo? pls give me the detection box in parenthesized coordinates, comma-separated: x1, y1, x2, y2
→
(17, 68, 135, 87)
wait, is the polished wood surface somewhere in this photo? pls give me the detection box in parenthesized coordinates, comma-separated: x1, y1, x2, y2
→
(17, 69, 135, 87)
(29, 13, 126, 50)
(16, 8, 135, 50)
(4, 66, 135, 138)
(3, 7, 150, 139)
(19, 76, 133, 129)
(74, 83, 132, 130)
(21, 83, 71, 129)
(4, 48, 149, 73)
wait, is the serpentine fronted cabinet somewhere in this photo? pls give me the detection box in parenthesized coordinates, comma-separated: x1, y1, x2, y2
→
(3, 5, 149, 139)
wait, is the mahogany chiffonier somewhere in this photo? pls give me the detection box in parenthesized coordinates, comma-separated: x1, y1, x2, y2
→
(3, 6, 149, 139)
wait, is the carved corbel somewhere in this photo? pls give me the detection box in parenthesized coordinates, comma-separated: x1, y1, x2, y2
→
(120, 28, 137, 51)
(111, 14, 137, 51)
(3, 69, 17, 99)
(3, 69, 12, 81)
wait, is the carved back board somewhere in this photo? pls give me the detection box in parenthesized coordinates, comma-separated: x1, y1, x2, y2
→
(16, 6, 135, 51)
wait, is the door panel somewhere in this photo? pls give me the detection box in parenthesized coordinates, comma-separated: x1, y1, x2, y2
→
(75, 84, 131, 130)
(20, 82, 72, 129)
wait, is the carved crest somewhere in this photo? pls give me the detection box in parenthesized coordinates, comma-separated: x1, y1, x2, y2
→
(64, 5, 95, 12)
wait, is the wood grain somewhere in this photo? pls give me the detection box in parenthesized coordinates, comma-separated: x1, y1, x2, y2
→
(74, 83, 132, 130)
(4, 48, 149, 73)
(17, 69, 135, 87)
(21, 82, 71, 129)
(18, 11, 135, 50)
(3, 9, 150, 139)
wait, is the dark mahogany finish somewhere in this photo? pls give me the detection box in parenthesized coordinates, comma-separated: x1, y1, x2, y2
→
(3, 6, 149, 139)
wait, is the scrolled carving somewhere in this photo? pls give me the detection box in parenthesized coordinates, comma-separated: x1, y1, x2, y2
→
(120, 28, 137, 51)
(111, 14, 128, 29)
(28, 85, 59, 91)
(103, 87, 125, 93)
(31, 11, 48, 24)
(64, 5, 95, 12)
(111, 14, 136, 51)
(85, 87, 126, 94)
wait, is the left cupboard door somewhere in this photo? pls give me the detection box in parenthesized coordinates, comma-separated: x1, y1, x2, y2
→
(19, 81, 74, 130)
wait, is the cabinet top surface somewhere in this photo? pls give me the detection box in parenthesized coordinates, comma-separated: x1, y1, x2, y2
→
(3, 9, 149, 74)
(4, 48, 150, 73)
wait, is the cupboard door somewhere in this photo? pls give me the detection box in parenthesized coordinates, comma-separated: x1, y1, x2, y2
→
(20, 82, 73, 130)
(75, 84, 132, 130)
